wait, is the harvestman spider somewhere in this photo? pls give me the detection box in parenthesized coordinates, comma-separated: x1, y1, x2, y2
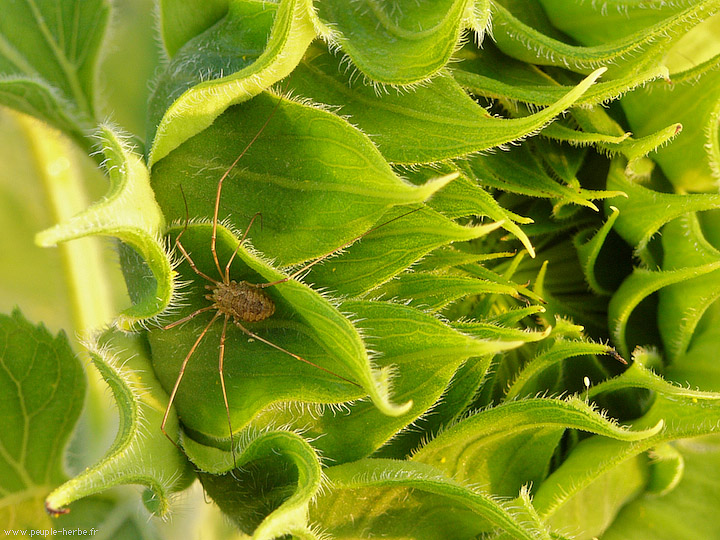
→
(159, 97, 420, 464)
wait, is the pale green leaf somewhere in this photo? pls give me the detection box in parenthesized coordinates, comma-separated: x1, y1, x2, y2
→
(622, 68, 720, 191)
(602, 436, 720, 540)
(658, 214, 720, 362)
(372, 272, 521, 312)
(534, 358, 720, 539)
(491, 0, 720, 77)
(0, 0, 109, 147)
(574, 205, 620, 296)
(45, 329, 194, 516)
(608, 260, 720, 359)
(35, 124, 172, 330)
(470, 142, 622, 212)
(454, 40, 669, 108)
(304, 206, 501, 297)
(0, 309, 84, 531)
(504, 339, 620, 400)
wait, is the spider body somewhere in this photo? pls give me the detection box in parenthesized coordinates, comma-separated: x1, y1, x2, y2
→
(206, 281, 275, 323)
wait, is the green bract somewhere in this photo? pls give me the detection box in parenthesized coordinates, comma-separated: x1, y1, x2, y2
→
(2, 0, 720, 539)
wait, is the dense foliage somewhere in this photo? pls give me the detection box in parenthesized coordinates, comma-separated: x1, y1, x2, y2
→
(2, 1, 720, 539)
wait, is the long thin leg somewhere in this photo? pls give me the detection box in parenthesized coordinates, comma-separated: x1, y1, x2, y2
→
(161, 312, 222, 448)
(175, 238, 217, 284)
(224, 212, 262, 282)
(256, 207, 423, 289)
(162, 305, 215, 331)
(211, 98, 286, 279)
(174, 185, 216, 284)
(233, 320, 362, 388)
(218, 315, 237, 468)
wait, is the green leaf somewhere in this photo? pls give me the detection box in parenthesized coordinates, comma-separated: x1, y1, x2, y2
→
(412, 397, 660, 497)
(0, 0, 109, 148)
(606, 157, 720, 252)
(534, 0, 720, 190)
(183, 430, 322, 538)
(266, 300, 524, 464)
(158, 0, 229, 57)
(313, 0, 473, 85)
(658, 214, 720, 362)
(372, 272, 521, 312)
(418, 166, 535, 256)
(602, 436, 720, 540)
(536, 0, 699, 46)
(454, 39, 669, 108)
(533, 357, 720, 538)
(0, 309, 84, 530)
(470, 142, 623, 212)
(45, 329, 194, 517)
(35, 124, 172, 330)
(537, 0, 720, 77)
(452, 320, 551, 344)
(306, 207, 503, 297)
(574, 205, 620, 296)
(491, 0, 720, 77)
(148, 0, 316, 165)
(503, 339, 620, 400)
(542, 113, 683, 166)
(376, 351, 505, 460)
(150, 92, 453, 268)
(666, 303, 720, 392)
(608, 260, 720, 360)
(622, 67, 720, 191)
(535, 435, 651, 539)
(645, 443, 685, 496)
(313, 459, 552, 540)
(525, 255, 612, 338)
(287, 44, 607, 164)
(413, 246, 517, 273)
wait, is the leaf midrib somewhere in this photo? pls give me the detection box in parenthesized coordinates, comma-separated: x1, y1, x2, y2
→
(20, 0, 93, 119)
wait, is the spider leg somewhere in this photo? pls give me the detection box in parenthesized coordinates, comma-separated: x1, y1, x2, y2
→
(218, 315, 237, 468)
(233, 320, 362, 388)
(162, 305, 215, 331)
(211, 98, 284, 279)
(161, 311, 222, 449)
(225, 212, 262, 282)
(175, 186, 217, 283)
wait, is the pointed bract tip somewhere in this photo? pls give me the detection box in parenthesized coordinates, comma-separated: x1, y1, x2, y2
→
(45, 500, 70, 517)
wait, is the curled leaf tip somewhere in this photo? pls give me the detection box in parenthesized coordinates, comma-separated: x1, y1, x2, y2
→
(592, 66, 608, 79)
(34, 229, 58, 247)
(44, 500, 70, 517)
